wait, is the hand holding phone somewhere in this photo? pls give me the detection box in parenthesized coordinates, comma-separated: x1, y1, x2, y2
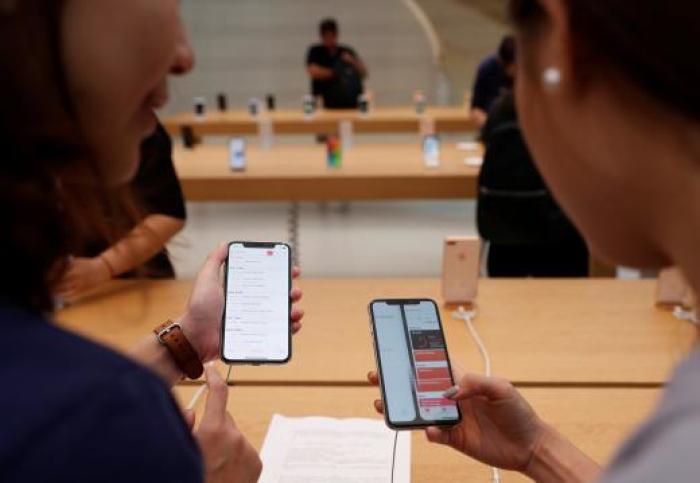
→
(369, 299, 461, 429)
(366, 368, 552, 475)
(222, 242, 292, 364)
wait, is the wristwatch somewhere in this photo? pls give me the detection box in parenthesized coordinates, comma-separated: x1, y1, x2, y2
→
(153, 320, 204, 380)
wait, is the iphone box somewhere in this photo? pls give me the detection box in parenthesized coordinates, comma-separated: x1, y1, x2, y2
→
(442, 236, 480, 305)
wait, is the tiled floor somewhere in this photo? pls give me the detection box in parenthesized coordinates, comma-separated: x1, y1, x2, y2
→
(169, 199, 478, 279)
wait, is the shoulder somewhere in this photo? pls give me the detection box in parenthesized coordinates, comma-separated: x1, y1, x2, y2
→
(0, 305, 201, 481)
(478, 54, 499, 74)
(1, 303, 168, 441)
(10, 371, 202, 482)
(602, 409, 700, 483)
(307, 44, 324, 56)
(601, 352, 700, 483)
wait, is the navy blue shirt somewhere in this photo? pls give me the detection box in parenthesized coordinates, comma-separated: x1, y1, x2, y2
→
(471, 54, 513, 113)
(0, 303, 203, 482)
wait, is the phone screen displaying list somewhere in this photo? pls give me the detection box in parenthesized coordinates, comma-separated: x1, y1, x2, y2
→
(371, 300, 460, 427)
(223, 242, 290, 363)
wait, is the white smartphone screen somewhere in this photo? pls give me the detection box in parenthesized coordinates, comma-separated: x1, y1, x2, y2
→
(222, 242, 291, 363)
(371, 300, 460, 428)
(229, 138, 246, 171)
(423, 135, 440, 166)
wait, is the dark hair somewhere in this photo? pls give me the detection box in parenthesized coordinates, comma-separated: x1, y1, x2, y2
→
(0, 1, 132, 312)
(319, 18, 338, 36)
(498, 35, 516, 66)
(510, 0, 700, 120)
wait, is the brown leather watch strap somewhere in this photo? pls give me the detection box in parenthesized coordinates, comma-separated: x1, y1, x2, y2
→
(153, 321, 204, 380)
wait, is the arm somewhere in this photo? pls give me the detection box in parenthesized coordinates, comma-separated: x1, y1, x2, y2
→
(307, 63, 334, 80)
(100, 214, 184, 277)
(471, 107, 488, 129)
(341, 50, 367, 78)
(526, 427, 602, 482)
(56, 214, 184, 299)
(368, 370, 601, 482)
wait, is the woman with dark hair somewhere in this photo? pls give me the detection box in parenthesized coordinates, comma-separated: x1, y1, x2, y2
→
(0, 1, 303, 482)
(370, 0, 700, 480)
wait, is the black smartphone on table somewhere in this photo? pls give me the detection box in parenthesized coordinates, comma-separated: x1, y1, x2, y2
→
(369, 299, 461, 429)
(221, 241, 292, 365)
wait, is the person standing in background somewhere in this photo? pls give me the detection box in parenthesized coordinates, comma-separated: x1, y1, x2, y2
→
(478, 89, 589, 277)
(470, 35, 516, 128)
(56, 122, 186, 300)
(306, 18, 367, 109)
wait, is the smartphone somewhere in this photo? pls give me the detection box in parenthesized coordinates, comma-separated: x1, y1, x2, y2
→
(369, 299, 461, 430)
(229, 138, 246, 171)
(221, 242, 292, 364)
(442, 236, 480, 305)
(423, 135, 440, 167)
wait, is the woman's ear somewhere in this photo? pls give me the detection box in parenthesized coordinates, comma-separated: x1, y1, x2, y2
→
(528, 0, 577, 95)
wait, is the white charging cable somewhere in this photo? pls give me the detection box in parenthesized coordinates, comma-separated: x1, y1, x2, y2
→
(187, 365, 234, 411)
(452, 306, 502, 483)
(673, 305, 698, 325)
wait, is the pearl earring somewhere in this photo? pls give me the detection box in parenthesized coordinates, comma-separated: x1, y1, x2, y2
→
(542, 67, 562, 89)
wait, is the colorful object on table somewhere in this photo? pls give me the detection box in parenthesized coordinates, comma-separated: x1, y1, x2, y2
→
(326, 135, 342, 168)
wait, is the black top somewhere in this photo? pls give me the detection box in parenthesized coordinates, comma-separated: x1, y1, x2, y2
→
(0, 302, 202, 482)
(471, 54, 513, 113)
(82, 123, 186, 278)
(306, 43, 363, 109)
(477, 90, 584, 246)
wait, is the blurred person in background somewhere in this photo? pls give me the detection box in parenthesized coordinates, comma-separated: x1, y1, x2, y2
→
(478, 87, 589, 277)
(471, 35, 516, 128)
(306, 18, 367, 109)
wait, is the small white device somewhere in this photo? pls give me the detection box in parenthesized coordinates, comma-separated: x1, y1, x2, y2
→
(442, 236, 480, 305)
(423, 135, 440, 168)
(229, 138, 246, 172)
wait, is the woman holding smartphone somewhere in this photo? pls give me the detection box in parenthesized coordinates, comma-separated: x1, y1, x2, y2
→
(0, 1, 303, 482)
(369, 0, 700, 480)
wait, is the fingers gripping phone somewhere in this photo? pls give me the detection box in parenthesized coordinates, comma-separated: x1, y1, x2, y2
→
(369, 299, 461, 429)
(221, 242, 292, 364)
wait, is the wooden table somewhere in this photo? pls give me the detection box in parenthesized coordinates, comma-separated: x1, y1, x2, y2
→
(163, 107, 478, 137)
(173, 143, 481, 202)
(172, 385, 661, 482)
(56, 278, 696, 386)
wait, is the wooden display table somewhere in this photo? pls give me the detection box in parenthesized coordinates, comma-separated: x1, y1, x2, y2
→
(172, 385, 661, 482)
(56, 278, 696, 386)
(173, 143, 481, 202)
(163, 107, 478, 137)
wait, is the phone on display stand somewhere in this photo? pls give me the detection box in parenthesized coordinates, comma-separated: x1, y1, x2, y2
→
(423, 135, 441, 168)
(229, 138, 246, 172)
(442, 236, 480, 305)
(369, 299, 461, 430)
(221, 242, 292, 365)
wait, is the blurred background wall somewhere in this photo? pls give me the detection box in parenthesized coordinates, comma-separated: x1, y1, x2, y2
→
(164, 0, 508, 114)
